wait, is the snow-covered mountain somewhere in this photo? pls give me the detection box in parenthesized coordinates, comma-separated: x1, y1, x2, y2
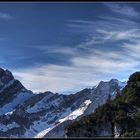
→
(0, 68, 126, 138)
(0, 68, 33, 116)
(43, 79, 126, 138)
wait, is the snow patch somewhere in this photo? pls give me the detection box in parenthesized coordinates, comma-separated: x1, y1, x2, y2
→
(5, 110, 15, 115)
(0, 122, 20, 132)
(34, 126, 55, 138)
(31, 100, 91, 138)
(26, 93, 54, 113)
(0, 92, 32, 116)
(59, 100, 92, 123)
(24, 118, 55, 138)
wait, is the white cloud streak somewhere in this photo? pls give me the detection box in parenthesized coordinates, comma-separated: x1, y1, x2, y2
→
(104, 3, 139, 17)
(0, 12, 13, 20)
(12, 6, 140, 94)
(96, 28, 140, 41)
(122, 40, 140, 59)
(12, 44, 140, 94)
(77, 28, 140, 50)
(37, 45, 77, 56)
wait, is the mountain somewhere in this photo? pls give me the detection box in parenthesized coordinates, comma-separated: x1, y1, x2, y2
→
(0, 68, 33, 116)
(65, 72, 140, 138)
(0, 67, 126, 138)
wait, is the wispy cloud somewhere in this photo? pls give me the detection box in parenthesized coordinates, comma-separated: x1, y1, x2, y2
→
(66, 15, 140, 49)
(12, 38, 140, 93)
(122, 40, 140, 59)
(10, 3, 140, 94)
(66, 16, 138, 35)
(104, 3, 139, 17)
(76, 28, 140, 51)
(67, 14, 140, 49)
(0, 12, 13, 20)
(99, 16, 138, 26)
(36, 45, 78, 56)
(96, 28, 140, 41)
(12, 43, 140, 94)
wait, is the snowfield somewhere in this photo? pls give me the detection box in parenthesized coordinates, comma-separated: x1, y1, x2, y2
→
(34, 100, 92, 138)
(0, 92, 33, 116)
(0, 122, 20, 132)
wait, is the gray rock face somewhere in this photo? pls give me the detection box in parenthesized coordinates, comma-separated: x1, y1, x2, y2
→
(0, 68, 33, 117)
(43, 79, 126, 138)
(0, 69, 14, 91)
(84, 79, 125, 116)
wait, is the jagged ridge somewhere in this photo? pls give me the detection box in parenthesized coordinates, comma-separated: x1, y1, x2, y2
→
(65, 72, 140, 138)
(0, 67, 126, 138)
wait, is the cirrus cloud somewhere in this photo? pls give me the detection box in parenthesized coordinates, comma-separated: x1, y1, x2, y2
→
(0, 12, 13, 20)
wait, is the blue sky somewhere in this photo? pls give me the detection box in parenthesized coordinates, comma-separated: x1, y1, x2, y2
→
(0, 2, 140, 93)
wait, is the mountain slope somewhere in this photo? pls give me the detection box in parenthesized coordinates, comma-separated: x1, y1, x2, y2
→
(65, 72, 140, 138)
(0, 68, 33, 116)
(0, 67, 126, 138)
(43, 79, 126, 138)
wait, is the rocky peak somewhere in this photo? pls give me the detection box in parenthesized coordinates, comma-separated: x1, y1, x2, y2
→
(0, 68, 14, 79)
(65, 72, 140, 138)
(94, 79, 126, 95)
(0, 68, 15, 90)
(110, 79, 119, 83)
(5, 69, 14, 78)
(0, 68, 5, 75)
(0, 68, 26, 91)
(0, 68, 33, 116)
(97, 79, 119, 87)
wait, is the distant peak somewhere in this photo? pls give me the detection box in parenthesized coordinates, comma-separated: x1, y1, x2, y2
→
(93, 79, 122, 89)
(5, 69, 11, 73)
(0, 67, 4, 71)
(5, 69, 13, 75)
(0, 68, 12, 75)
(110, 79, 119, 83)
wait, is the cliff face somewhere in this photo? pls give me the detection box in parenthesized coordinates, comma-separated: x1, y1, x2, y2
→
(65, 72, 140, 138)
(0, 68, 33, 116)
